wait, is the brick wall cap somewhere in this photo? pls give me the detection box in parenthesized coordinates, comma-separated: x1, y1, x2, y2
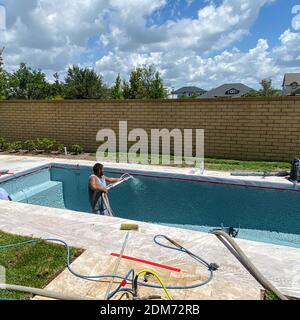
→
(0, 97, 300, 104)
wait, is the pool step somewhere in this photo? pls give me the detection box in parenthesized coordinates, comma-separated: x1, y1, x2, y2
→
(10, 181, 65, 209)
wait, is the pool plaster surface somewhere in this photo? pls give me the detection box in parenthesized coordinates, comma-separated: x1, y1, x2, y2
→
(0, 155, 300, 300)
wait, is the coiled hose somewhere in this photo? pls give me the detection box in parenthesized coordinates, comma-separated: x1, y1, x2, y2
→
(0, 235, 216, 298)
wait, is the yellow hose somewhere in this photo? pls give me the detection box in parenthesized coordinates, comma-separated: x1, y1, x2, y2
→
(136, 269, 173, 300)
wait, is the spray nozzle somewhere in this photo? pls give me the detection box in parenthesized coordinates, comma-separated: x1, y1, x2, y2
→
(121, 173, 133, 181)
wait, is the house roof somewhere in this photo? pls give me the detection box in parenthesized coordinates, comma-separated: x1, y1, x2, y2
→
(283, 73, 300, 86)
(200, 83, 254, 98)
(172, 86, 206, 95)
(291, 87, 300, 95)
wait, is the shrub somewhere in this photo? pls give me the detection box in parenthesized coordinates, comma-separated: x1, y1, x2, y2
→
(35, 138, 57, 152)
(1, 142, 9, 151)
(7, 141, 23, 151)
(57, 144, 65, 153)
(0, 137, 5, 150)
(70, 144, 84, 154)
(23, 139, 37, 151)
(1, 138, 74, 154)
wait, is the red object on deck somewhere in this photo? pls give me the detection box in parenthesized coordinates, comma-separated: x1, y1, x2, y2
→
(120, 280, 128, 287)
(110, 253, 181, 273)
(0, 170, 14, 176)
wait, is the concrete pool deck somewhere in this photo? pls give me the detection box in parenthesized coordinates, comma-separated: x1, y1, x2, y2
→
(0, 155, 300, 300)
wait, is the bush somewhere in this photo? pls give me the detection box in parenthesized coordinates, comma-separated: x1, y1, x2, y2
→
(0, 138, 80, 154)
(57, 144, 65, 153)
(23, 139, 37, 151)
(70, 144, 84, 154)
(35, 138, 57, 152)
(1, 142, 9, 151)
(7, 141, 23, 151)
(0, 137, 5, 150)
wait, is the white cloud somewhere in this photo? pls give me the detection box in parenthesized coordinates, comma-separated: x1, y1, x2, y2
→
(4, 0, 108, 47)
(95, 51, 164, 83)
(96, 38, 280, 89)
(1, 0, 108, 71)
(100, 0, 272, 54)
(0, 4, 6, 31)
(292, 5, 300, 30)
(273, 30, 300, 69)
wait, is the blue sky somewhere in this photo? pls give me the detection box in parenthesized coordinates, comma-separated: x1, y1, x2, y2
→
(0, 0, 300, 90)
(238, 0, 300, 49)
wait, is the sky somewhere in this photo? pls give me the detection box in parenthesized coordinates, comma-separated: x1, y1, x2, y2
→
(0, 0, 300, 90)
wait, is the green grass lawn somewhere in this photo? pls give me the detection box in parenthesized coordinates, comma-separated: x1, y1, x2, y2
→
(263, 291, 280, 300)
(87, 152, 291, 172)
(203, 158, 290, 172)
(0, 231, 83, 300)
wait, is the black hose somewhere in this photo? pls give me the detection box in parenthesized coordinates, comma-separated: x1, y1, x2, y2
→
(231, 171, 289, 177)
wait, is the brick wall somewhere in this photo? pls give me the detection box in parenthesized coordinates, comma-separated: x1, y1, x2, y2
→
(0, 98, 300, 161)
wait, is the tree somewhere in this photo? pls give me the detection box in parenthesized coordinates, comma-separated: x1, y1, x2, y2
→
(126, 65, 167, 99)
(64, 65, 108, 99)
(259, 79, 281, 97)
(0, 47, 8, 99)
(245, 79, 281, 97)
(1, 59, 168, 100)
(129, 67, 145, 99)
(50, 72, 64, 98)
(149, 71, 167, 99)
(7, 63, 51, 99)
(122, 80, 131, 99)
(245, 90, 261, 97)
(111, 74, 123, 99)
(0, 47, 3, 68)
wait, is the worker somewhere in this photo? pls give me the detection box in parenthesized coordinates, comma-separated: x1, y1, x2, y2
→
(88, 163, 123, 215)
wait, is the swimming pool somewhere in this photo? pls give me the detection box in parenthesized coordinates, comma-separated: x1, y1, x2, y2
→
(1, 163, 300, 248)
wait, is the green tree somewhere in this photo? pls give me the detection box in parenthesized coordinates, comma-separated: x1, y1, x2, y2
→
(126, 65, 167, 99)
(245, 90, 261, 97)
(111, 74, 123, 99)
(149, 71, 167, 99)
(245, 79, 281, 97)
(50, 72, 64, 98)
(0, 47, 8, 99)
(122, 80, 131, 99)
(0, 48, 3, 67)
(259, 79, 281, 97)
(64, 65, 108, 99)
(7, 63, 51, 99)
(129, 67, 145, 99)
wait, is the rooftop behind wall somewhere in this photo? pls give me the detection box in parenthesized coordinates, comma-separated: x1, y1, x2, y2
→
(0, 97, 299, 162)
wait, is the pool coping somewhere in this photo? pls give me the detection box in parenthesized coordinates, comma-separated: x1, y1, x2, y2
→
(1, 155, 299, 192)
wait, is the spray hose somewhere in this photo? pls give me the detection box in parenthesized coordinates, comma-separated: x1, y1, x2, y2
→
(103, 173, 134, 216)
(101, 193, 114, 216)
(107, 173, 133, 191)
(210, 230, 288, 300)
(0, 235, 216, 298)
